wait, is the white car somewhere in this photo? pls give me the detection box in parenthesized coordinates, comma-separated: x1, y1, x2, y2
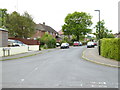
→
(60, 43, 69, 49)
(87, 42, 95, 48)
(8, 39, 27, 47)
(56, 43, 60, 47)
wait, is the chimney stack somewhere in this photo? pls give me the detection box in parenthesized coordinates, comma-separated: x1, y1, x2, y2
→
(43, 22, 45, 25)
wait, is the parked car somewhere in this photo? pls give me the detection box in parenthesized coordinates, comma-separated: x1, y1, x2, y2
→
(56, 43, 60, 47)
(60, 43, 69, 49)
(87, 42, 95, 48)
(93, 42, 97, 46)
(8, 39, 27, 47)
(79, 42, 82, 46)
(73, 41, 82, 46)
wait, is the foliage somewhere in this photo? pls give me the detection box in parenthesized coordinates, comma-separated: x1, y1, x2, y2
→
(5, 11, 35, 38)
(100, 38, 120, 61)
(0, 8, 8, 27)
(62, 11, 93, 41)
(94, 20, 115, 39)
(39, 33, 56, 48)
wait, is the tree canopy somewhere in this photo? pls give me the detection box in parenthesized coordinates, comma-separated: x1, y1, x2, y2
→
(62, 12, 93, 41)
(0, 8, 8, 27)
(94, 20, 114, 39)
(5, 11, 35, 38)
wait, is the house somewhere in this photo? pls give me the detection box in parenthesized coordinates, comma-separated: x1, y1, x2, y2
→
(58, 30, 72, 41)
(114, 32, 120, 38)
(0, 28, 8, 47)
(32, 22, 58, 39)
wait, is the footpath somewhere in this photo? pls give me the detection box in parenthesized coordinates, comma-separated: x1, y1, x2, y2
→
(82, 46, 120, 68)
(0, 48, 59, 61)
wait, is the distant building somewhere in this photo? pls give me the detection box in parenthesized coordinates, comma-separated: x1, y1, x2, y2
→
(58, 30, 64, 38)
(114, 32, 120, 38)
(0, 28, 8, 47)
(32, 22, 58, 39)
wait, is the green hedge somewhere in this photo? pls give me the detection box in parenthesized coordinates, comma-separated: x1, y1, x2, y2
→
(100, 38, 120, 61)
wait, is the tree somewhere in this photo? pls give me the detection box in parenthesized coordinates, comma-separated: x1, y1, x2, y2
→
(5, 11, 35, 38)
(62, 12, 93, 41)
(0, 8, 8, 27)
(94, 20, 114, 39)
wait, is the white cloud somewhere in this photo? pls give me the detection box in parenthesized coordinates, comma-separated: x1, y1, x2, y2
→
(0, 0, 119, 33)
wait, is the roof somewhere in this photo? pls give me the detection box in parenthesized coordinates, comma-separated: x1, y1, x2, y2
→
(35, 24, 58, 34)
(0, 28, 8, 32)
(58, 30, 63, 35)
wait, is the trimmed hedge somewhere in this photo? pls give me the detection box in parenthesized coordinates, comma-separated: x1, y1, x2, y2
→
(100, 38, 120, 61)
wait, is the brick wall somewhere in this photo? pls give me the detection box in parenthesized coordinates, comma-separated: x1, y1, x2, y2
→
(0, 30, 8, 47)
(32, 30, 45, 39)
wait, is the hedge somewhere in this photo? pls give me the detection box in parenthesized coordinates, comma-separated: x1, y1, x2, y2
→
(100, 38, 120, 61)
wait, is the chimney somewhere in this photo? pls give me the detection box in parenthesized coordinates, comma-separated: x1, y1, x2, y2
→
(43, 22, 45, 25)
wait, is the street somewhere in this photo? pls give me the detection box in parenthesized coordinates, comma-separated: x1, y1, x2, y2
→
(1, 46, 118, 88)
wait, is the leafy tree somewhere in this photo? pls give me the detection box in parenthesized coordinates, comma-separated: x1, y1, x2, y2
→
(62, 12, 93, 41)
(94, 20, 115, 39)
(5, 11, 35, 38)
(0, 8, 8, 27)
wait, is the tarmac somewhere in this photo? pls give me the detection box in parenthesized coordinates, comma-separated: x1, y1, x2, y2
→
(0, 46, 119, 68)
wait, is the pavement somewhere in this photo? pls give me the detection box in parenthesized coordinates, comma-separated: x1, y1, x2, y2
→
(0, 48, 59, 61)
(82, 46, 120, 68)
(0, 46, 119, 68)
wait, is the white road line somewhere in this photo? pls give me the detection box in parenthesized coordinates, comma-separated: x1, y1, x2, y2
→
(80, 84, 83, 87)
(35, 67, 38, 70)
(21, 79, 24, 82)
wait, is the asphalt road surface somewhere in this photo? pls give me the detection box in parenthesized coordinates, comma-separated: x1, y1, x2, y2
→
(1, 46, 118, 88)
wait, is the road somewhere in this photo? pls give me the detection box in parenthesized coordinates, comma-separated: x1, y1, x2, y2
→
(1, 46, 118, 88)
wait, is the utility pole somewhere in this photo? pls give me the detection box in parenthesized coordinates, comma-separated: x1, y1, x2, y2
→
(95, 10, 101, 55)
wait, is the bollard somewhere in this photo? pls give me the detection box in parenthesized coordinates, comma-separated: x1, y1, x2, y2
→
(3, 48, 11, 56)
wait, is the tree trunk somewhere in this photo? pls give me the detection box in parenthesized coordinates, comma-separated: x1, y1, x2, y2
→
(68, 35, 70, 41)
(77, 35, 79, 41)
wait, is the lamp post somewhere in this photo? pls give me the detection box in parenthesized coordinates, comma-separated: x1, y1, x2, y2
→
(94, 10, 101, 55)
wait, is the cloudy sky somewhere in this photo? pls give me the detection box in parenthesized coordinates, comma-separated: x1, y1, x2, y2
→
(0, 0, 119, 33)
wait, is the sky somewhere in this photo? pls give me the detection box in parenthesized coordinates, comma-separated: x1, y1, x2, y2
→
(0, 0, 119, 33)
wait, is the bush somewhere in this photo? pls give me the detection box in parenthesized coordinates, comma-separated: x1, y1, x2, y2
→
(100, 38, 120, 61)
(39, 33, 56, 49)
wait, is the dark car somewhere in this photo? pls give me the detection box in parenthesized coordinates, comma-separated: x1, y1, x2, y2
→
(60, 43, 69, 49)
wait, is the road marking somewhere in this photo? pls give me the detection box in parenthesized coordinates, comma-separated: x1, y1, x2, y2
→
(80, 84, 83, 87)
(35, 67, 38, 70)
(21, 79, 24, 82)
(91, 85, 94, 87)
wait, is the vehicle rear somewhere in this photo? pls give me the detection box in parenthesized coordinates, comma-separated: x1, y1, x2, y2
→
(73, 41, 79, 46)
(60, 43, 69, 49)
(87, 42, 94, 48)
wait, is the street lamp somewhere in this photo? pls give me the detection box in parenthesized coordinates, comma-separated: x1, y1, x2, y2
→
(94, 10, 101, 55)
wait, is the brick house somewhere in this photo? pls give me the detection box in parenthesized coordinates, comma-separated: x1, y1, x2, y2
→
(114, 32, 120, 38)
(0, 28, 8, 47)
(32, 23, 58, 39)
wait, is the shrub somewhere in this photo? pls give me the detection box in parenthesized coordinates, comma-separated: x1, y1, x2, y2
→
(39, 33, 56, 49)
(100, 38, 120, 61)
